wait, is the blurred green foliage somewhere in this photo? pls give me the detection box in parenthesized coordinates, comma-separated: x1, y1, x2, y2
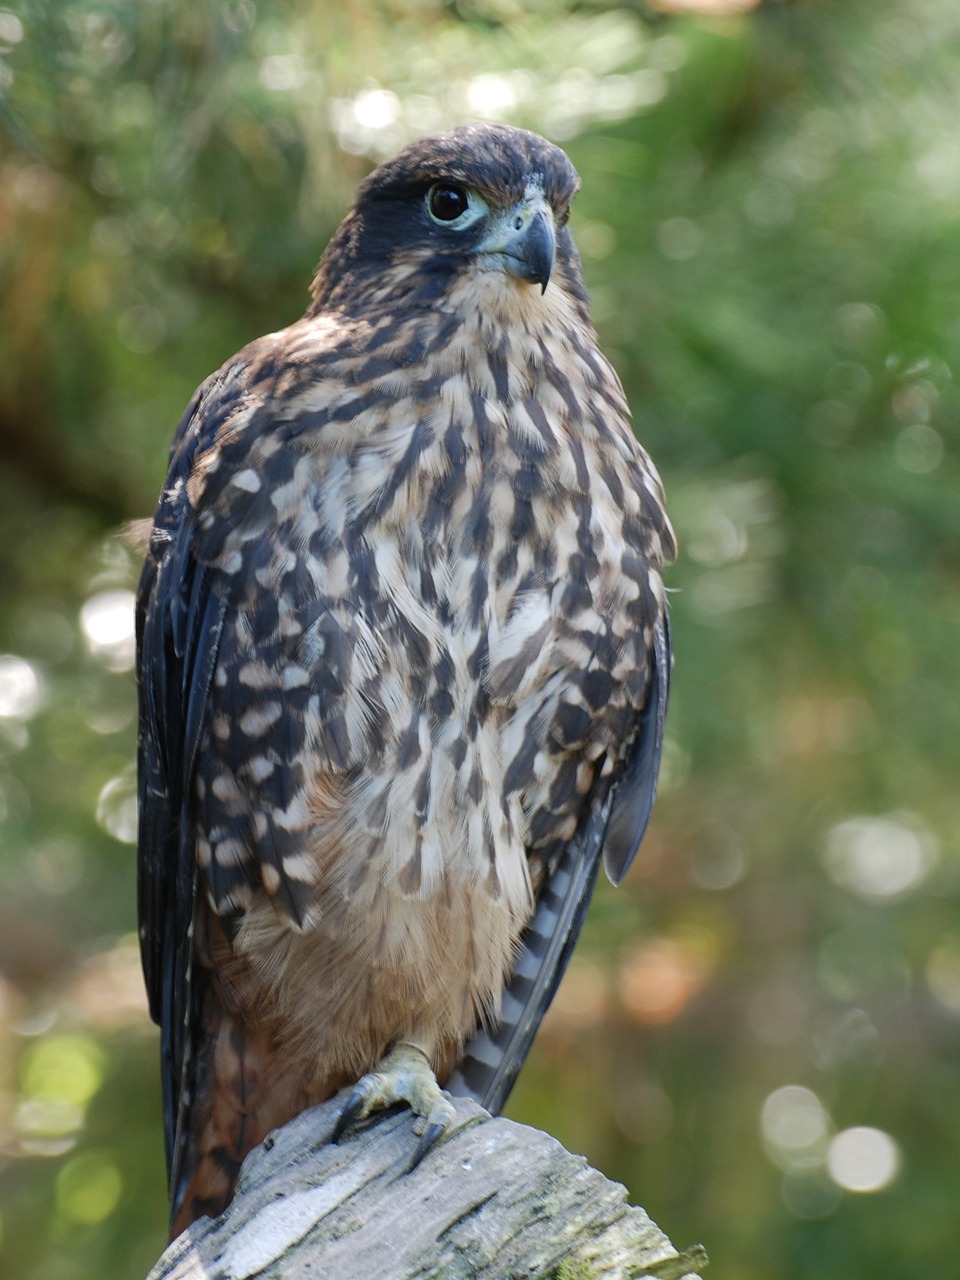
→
(1, 0, 959, 1276)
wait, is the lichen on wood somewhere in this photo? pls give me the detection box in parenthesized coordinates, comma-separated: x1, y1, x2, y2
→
(146, 1096, 707, 1280)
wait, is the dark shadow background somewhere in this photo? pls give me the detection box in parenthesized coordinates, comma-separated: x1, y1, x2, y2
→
(1, 1, 959, 1276)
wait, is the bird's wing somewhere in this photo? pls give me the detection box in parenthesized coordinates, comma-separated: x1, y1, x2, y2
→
(448, 612, 671, 1113)
(136, 375, 235, 1188)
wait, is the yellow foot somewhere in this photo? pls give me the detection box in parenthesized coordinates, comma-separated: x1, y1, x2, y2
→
(332, 1042, 455, 1167)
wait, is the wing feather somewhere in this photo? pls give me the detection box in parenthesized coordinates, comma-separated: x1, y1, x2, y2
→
(136, 384, 229, 1191)
(603, 612, 672, 885)
(449, 611, 671, 1113)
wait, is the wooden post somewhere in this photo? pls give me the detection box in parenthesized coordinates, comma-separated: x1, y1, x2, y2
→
(146, 1096, 708, 1279)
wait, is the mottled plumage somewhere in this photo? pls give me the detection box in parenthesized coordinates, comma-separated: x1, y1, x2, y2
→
(137, 123, 675, 1238)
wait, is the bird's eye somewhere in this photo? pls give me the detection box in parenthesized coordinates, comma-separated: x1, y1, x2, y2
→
(426, 183, 476, 226)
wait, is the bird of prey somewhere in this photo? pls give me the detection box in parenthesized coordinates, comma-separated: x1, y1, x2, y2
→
(136, 122, 675, 1238)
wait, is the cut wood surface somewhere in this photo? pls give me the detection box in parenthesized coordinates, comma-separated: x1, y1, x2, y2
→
(146, 1095, 708, 1280)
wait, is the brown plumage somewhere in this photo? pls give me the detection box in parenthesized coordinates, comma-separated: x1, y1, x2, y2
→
(136, 122, 675, 1238)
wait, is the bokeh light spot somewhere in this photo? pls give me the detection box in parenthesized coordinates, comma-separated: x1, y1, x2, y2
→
(823, 813, 937, 899)
(29, 838, 84, 896)
(22, 1034, 105, 1110)
(80, 590, 136, 671)
(14, 1099, 84, 1145)
(96, 770, 138, 845)
(619, 935, 711, 1025)
(761, 1085, 829, 1156)
(466, 73, 520, 120)
(689, 837, 747, 890)
(353, 87, 400, 131)
(16, 1035, 106, 1145)
(0, 654, 43, 721)
(56, 1151, 123, 1225)
(895, 423, 943, 473)
(650, 0, 761, 12)
(0, 9, 24, 44)
(827, 1127, 900, 1192)
(891, 378, 938, 422)
(258, 53, 306, 92)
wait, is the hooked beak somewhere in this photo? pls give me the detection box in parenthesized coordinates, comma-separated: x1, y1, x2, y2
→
(477, 192, 556, 293)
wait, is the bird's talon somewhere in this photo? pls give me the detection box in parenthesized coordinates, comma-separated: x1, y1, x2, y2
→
(409, 1119, 448, 1171)
(334, 1043, 453, 1161)
(332, 1083, 371, 1143)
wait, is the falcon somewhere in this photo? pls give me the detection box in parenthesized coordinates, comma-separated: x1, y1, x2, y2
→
(136, 122, 675, 1238)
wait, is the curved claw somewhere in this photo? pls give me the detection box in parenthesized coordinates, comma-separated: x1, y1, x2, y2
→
(331, 1042, 455, 1163)
(332, 1082, 372, 1144)
(409, 1119, 448, 1171)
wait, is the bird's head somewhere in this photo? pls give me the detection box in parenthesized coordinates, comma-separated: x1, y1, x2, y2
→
(310, 123, 589, 320)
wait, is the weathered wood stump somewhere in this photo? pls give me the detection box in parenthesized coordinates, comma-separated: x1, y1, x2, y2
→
(146, 1096, 708, 1279)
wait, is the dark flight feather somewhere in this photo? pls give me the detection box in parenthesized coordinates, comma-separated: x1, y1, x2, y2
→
(449, 615, 671, 1112)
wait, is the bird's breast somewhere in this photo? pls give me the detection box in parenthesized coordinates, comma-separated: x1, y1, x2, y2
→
(198, 317, 667, 943)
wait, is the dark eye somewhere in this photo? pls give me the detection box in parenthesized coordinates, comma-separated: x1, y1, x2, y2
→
(427, 183, 470, 222)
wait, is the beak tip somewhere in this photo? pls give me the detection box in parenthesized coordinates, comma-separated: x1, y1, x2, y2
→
(484, 200, 556, 293)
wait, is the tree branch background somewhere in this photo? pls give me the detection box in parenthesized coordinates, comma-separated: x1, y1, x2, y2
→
(1, 1, 958, 1277)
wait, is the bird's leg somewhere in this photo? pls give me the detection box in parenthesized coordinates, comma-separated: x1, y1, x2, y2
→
(332, 1038, 455, 1166)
